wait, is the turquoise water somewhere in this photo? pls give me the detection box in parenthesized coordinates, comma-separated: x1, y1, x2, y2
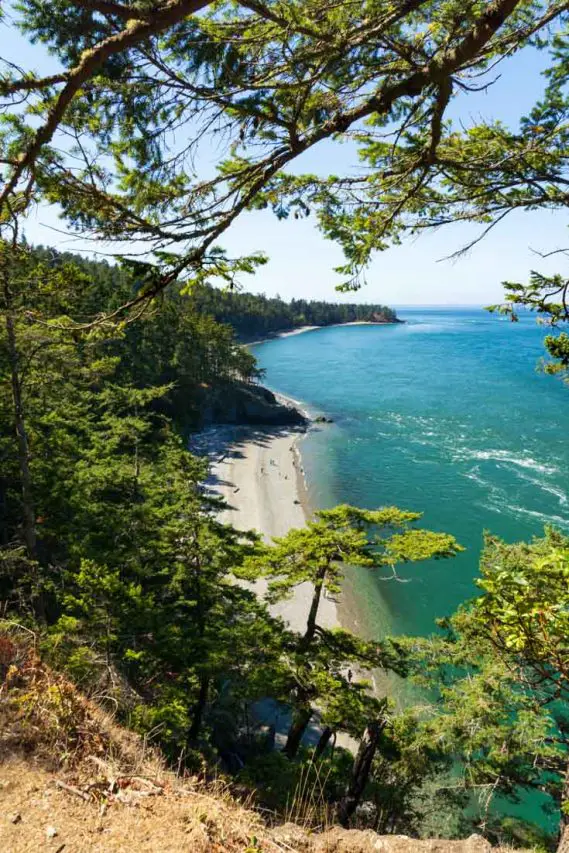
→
(251, 309, 569, 641)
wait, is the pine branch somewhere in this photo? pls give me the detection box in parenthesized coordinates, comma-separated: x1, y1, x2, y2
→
(0, 0, 215, 213)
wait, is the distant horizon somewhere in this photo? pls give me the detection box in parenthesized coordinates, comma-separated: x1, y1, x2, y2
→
(392, 304, 487, 309)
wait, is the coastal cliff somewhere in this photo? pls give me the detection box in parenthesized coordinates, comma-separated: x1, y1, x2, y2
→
(198, 380, 307, 427)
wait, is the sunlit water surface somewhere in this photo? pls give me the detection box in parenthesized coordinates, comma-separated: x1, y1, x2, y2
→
(252, 309, 568, 639)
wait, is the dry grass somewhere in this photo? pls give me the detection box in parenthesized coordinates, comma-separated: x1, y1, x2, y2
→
(0, 758, 275, 852)
(0, 623, 161, 780)
(284, 759, 334, 833)
(0, 624, 292, 851)
(0, 624, 276, 851)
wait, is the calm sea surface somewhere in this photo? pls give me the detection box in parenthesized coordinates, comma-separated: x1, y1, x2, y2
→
(251, 308, 569, 642)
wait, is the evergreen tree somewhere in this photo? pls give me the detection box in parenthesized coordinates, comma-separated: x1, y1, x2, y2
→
(402, 529, 569, 849)
(2, 1, 560, 307)
(242, 505, 462, 761)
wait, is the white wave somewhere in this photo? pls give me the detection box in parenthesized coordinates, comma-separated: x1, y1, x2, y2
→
(480, 500, 505, 516)
(514, 470, 568, 507)
(504, 504, 569, 529)
(465, 470, 509, 508)
(382, 412, 445, 431)
(455, 448, 558, 475)
(534, 482, 568, 506)
(463, 467, 487, 488)
(403, 323, 452, 334)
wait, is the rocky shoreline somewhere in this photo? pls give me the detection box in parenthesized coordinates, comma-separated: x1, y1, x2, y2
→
(198, 380, 307, 428)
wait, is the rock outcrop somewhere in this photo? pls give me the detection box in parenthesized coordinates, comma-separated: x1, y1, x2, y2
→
(199, 380, 307, 427)
(370, 311, 405, 324)
(270, 824, 494, 853)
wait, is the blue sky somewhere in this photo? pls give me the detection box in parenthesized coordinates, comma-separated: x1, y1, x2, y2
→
(2, 7, 568, 306)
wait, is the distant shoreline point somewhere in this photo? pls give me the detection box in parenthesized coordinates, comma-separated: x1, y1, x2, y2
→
(244, 318, 404, 346)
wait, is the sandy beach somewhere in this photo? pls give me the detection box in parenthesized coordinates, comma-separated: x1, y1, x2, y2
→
(246, 321, 400, 346)
(245, 325, 320, 345)
(208, 424, 339, 634)
(276, 325, 320, 338)
(203, 422, 367, 749)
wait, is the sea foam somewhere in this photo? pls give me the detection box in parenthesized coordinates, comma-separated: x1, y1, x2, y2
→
(455, 448, 558, 475)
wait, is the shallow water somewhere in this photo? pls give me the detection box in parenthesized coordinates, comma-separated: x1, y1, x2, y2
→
(252, 309, 569, 640)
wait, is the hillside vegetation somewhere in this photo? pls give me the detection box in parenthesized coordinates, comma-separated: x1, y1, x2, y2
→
(1, 243, 569, 849)
(0, 624, 525, 853)
(189, 283, 400, 340)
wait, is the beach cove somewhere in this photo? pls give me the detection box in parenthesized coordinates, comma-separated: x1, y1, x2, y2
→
(196, 418, 364, 752)
(201, 420, 340, 635)
(202, 418, 392, 709)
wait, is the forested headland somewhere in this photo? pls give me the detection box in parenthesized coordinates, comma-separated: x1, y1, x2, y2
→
(2, 246, 397, 427)
(189, 284, 400, 340)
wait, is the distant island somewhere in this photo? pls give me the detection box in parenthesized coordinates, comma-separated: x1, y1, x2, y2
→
(189, 283, 402, 341)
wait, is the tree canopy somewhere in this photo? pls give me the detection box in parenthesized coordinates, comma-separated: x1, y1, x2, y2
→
(1, 1, 568, 308)
(401, 529, 569, 846)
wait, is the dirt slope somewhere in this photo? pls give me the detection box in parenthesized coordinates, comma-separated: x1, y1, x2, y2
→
(1, 759, 506, 853)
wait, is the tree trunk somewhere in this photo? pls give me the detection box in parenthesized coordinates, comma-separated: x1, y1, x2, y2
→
(187, 674, 210, 744)
(337, 717, 386, 827)
(283, 705, 313, 759)
(1, 246, 43, 620)
(557, 767, 569, 853)
(313, 725, 334, 761)
(300, 565, 327, 650)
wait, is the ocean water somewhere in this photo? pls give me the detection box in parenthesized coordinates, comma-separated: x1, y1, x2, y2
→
(251, 308, 569, 642)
